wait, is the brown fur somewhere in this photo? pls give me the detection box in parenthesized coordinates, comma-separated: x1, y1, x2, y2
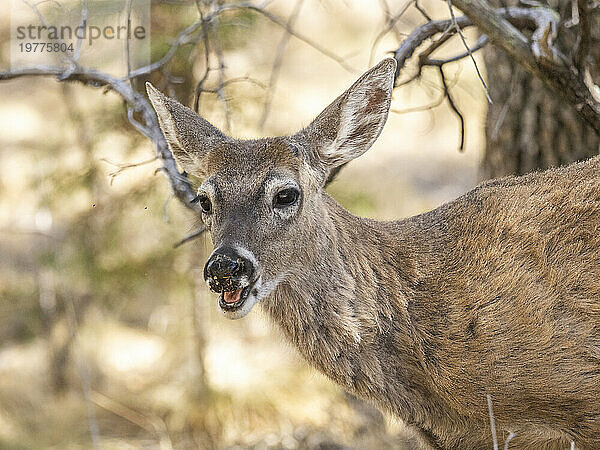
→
(147, 60, 600, 449)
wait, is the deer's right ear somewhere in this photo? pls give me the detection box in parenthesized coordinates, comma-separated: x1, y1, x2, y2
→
(146, 82, 225, 173)
(297, 58, 396, 182)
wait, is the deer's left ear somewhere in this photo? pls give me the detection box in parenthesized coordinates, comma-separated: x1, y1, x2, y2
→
(146, 82, 226, 175)
(297, 58, 396, 179)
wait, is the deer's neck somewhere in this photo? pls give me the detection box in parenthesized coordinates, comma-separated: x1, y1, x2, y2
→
(263, 194, 443, 426)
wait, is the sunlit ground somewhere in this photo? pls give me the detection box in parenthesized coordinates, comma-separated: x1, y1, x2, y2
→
(0, 1, 485, 448)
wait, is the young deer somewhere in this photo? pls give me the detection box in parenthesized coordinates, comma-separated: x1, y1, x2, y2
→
(146, 59, 600, 449)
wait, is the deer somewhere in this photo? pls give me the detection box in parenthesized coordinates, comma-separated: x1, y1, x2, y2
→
(146, 58, 600, 450)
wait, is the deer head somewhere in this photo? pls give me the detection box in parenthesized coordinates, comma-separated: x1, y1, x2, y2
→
(146, 58, 396, 319)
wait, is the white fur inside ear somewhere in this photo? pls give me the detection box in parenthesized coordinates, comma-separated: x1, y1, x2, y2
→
(320, 58, 396, 166)
(323, 87, 384, 161)
(146, 83, 186, 156)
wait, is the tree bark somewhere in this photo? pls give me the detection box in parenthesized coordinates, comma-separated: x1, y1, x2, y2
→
(483, 0, 600, 178)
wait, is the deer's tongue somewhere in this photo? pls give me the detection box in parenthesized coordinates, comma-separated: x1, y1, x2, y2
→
(223, 288, 243, 304)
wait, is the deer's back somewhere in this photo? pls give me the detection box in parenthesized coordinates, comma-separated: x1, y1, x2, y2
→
(405, 156, 600, 447)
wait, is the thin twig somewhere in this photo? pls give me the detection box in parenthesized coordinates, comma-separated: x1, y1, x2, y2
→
(212, 16, 231, 133)
(391, 95, 446, 114)
(439, 66, 465, 151)
(174, 226, 207, 248)
(391, 71, 460, 114)
(124, 0, 140, 131)
(419, 26, 458, 62)
(101, 157, 159, 185)
(491, 67, 521, 141)
(222, 76, 268, 90)
(127, 19, 204, 80)
(379, 0, 408, 42)
(194, 12, 211, 113)
(415, 0, 432, 20)
(259, 0, 305, 129)
(369, 0, 414, 66)
(425, 35, 488, 66)
(445, 0, 491, 103)
(196, 76, 268, 100)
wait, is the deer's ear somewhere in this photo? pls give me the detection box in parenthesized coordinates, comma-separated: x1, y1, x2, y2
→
(146, 82, 225, 174)
(299, 58, 396, 179)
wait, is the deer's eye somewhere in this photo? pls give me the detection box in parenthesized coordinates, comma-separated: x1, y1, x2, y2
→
(273, 188, 299, 209)
(192, 194, 212, 213)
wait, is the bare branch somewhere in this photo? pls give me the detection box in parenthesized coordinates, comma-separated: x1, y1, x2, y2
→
(391, 3, 600, 133)
(393, 6, 562, 81)
(425, 35, 488, 66)
(449, 0, 600, 134)
(393, 14, 472, 80)
(0, 65, 201, 212)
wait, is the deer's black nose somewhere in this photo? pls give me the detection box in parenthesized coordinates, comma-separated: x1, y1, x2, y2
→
(203, 246, 254, 293)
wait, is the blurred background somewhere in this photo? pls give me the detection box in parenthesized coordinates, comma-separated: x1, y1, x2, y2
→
(0, 0, 597, 448)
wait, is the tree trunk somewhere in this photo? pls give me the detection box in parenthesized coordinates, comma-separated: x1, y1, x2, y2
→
(483, 0, 600, 178)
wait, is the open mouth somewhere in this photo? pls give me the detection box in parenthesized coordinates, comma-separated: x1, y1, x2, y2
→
(218, 282, 255, 311)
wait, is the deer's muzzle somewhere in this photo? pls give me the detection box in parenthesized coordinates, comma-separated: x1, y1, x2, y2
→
(203, 246, 256, 299)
